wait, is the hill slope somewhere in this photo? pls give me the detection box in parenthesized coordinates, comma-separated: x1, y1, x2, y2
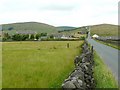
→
(2, 22, 58, 34)
(59, 26, 88, 34)
(57, 26, 76, 31)
(90, 24, 118, 36)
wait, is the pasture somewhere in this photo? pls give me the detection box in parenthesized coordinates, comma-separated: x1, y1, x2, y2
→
(2, 41, 83, 88)
(90, 24, 118, 36)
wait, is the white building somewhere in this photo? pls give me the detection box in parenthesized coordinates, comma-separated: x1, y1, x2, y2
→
(61, 35, 68, 39)
(92, 34, 99, 38)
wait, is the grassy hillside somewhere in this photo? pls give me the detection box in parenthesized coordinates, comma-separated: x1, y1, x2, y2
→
(59, 27, 87, 38)
(57, 26, 76, 31)
(61, 26, 87, 32)
(90, 24, 118, 36)
(2, 22, 58, 34)
(2, 41, 83, 88)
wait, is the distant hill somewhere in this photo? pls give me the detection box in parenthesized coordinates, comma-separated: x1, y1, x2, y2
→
(2, 22, 118, 37)
(59, 26, 88, 34)
(57, 26, 76, 31)
(2, 22, 58, 34)
(58, 26, 88, 38)
(90, 24, 118, 36)
(58, 24, 119, 37)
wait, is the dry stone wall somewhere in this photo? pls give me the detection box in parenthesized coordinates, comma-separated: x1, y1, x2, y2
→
(62, 41, 95, 89)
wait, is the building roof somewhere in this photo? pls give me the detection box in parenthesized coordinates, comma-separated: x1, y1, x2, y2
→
(92, 34, 99, 38)
(16, 31, 36, 34)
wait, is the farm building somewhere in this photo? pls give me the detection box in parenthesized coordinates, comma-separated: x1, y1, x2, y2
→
(92, 34, 99, 38)
(16, 31, 37, 39)
(16, 31, 36, 35)
(52, 34, 63, 39)
(61, 35, 72, 39)
(77, 31, 86, 34)
(50, 34, 73, 39)
(41, 36, 48, 38)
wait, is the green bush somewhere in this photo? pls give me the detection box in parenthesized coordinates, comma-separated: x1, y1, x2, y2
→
(2, 32, 11, 41)
(80, 36, 85, 40)
(12, 34, 29, 41)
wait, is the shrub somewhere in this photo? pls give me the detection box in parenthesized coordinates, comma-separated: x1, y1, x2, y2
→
(12, 34, 29, 41)
(80, 36, 85, 40)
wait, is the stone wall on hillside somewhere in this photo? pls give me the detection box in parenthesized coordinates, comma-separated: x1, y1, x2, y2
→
(62, 41, 95, 89)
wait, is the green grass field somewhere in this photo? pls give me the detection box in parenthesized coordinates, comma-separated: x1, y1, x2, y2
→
(2, 41, 83, 88)
(94, 51, 118, 88)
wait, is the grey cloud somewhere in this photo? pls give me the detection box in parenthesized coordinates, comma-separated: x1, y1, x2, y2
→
(40, 5, 76, 11)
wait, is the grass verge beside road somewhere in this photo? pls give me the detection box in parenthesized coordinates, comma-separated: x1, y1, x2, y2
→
(94, 51, 118, 88)
(95, 39, 120, 50)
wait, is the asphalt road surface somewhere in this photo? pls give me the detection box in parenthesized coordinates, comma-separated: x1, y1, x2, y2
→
(87, 32, 119, 83)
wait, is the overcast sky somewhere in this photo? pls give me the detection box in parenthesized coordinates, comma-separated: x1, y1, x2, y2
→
(0, 0, 119, 27)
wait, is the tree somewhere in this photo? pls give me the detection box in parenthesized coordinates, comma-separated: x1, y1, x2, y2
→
(50, 35, 54, 39)
(12, 34, 29, 41)
(80, 36, 85, 40)
(21, 34, 29, 41)
(12, 34, 21, 41)
(35, 34, 41, 40)
(30, 34, 34, 40)
(3, 32, 11, 41)
(41, 33, 47, 36)
(8, 27, 13, 30)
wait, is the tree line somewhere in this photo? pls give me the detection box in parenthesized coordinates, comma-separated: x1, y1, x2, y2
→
(2, 32, 47, 41)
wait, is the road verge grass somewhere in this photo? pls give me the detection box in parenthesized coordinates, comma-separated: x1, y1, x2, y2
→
(94, 51, 118, 88)
(95, 39, 120, 50)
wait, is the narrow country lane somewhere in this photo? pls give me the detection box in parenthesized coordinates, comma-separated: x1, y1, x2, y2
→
(87, 32, 119, 82)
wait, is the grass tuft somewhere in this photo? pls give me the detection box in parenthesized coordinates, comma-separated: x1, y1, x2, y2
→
(94, 51, 118, 88)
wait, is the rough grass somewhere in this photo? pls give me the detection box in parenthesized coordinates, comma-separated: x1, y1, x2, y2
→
(95, 39, 120, 50)
(90, 24, 118, 36)
(2, 41, 83, 88)
(94, 51, 118, 88)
